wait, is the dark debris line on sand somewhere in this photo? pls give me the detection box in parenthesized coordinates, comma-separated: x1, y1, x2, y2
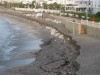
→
(38, 38, 80, 75)
(7, 37, 80, 75)
(0, 10, 80, 75)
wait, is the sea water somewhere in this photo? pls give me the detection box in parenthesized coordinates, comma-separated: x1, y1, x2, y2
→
(0, 19, 43, 74)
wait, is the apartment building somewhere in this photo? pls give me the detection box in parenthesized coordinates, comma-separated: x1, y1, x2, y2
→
(46, 0, 57, 4)
(92, 0, 100, 13)
(65, 0, 92, 13)
(65, 0, 100, 13)
(21, 0, 33, 4)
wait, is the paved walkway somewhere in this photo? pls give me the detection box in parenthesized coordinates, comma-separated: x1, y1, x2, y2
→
(50, 14, 100, 28)
(71, 34, 100, 75)
(46, 14, 100, 75)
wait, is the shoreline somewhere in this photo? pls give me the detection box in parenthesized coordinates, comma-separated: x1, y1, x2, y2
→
(0, 10, 80, 75)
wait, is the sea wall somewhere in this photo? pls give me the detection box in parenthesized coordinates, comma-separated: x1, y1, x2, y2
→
(82, 25, 100, 38)
(44, 14, 100, 38)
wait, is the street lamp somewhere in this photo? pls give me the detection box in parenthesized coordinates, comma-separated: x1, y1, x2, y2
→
(35, 0, 37, 9)
(60, 3, 62, 16)
(65, 0, 66, 11)
(86, 0, 91, 19)
(86, 0, 90, 25)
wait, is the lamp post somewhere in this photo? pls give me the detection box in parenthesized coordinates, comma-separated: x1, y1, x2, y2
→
(65, 0, 66, 11)
(35, 0, 37, 9)
(86, 0, 90, 25)
(86, 1, 88, 20)
(60, 3, 61, 16)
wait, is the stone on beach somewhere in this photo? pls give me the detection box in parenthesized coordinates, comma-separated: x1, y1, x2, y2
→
(50, 29, 58, 35)
(58, 34, 64, 39)
(54, 32, 60, 37)
(45, 26, 52, 30)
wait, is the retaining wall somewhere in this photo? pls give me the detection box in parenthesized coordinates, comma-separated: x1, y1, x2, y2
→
(44, 14, 80, 34)
(44, 14, 100, 38)
(82, 25, 100, 38)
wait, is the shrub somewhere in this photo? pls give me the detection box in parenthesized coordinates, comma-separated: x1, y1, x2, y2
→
(95, 12, 100, 17)
(64, 11, 100, 22)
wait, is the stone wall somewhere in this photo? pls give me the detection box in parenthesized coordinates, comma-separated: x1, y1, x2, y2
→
(44, 14, 100, 38)
(44, 14, 80, 34)
(82, 25, 100, 38)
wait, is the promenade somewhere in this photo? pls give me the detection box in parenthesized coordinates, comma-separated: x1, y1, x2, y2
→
(51, 15, 100, 75)
(73, 34, 100, 75)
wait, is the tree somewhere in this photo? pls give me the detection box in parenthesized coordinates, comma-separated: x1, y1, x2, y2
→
(95, 12, 100, 17)
(53, 2, 60, 10)
(48, 4, 53, 9)
(48, 2, 61, 10)
(42, 3, 48, 9)
(0, 2, 3, 6)
(29, 1, 36, 8)
(4, 1, 7, 9)
(36, 3, 41, 8)
(18, 2, 24, 8)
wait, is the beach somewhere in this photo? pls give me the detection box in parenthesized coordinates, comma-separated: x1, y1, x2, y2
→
(0, 11, 80, 75)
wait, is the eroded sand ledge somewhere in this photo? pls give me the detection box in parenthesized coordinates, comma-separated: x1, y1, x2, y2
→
(0, 10, 80, 75)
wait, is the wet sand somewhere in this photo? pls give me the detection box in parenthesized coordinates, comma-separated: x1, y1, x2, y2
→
(0, 11, 80, 75)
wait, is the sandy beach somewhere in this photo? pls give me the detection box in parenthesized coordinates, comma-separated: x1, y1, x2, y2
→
(0, 10, 80, 75)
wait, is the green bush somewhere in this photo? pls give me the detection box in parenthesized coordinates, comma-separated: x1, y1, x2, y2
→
(64, 11, 100, 22)
(95, 12, 100, 17)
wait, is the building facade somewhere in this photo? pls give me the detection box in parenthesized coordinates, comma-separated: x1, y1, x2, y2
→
(92, 0, 100, 13)
(65, 0, 100, 14)
(65, 0, 92, 13)
(21, 0, 34, 4)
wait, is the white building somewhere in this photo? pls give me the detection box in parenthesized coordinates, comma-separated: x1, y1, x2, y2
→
(92, 0, 100, 13)
(21, 0, 33, 4)
(48, 0, 57, 4)
(65, 0, 100, 14)
(44, 0, 57, 4)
